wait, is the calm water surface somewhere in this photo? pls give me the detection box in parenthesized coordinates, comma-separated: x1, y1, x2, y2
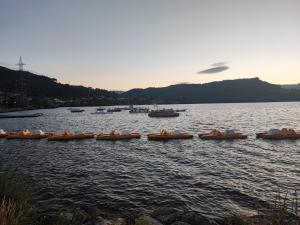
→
(0, 102, 299, 218)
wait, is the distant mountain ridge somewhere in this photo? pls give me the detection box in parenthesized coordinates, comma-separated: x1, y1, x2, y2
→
(0, 66, 114, 99)
(122, 78, 300, 104)
(281, 84, 300, 90)
(1, 66, 300, 105)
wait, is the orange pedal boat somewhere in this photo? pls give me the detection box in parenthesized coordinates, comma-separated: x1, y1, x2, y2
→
(48, 131, 94, 141)
(256, 128, 300, 140)
(96, 131, 141, 140)
(6, 130, 52, 140)
(147, 130, 193, 140)
(199, 129, 247, 140)
(0, 129, 16, 138)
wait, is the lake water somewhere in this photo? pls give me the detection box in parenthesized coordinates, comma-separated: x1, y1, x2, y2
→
(0, 102, 299, 218)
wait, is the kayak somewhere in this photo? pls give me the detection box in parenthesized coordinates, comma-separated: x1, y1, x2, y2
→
(147, 130, 193, 140)
(48, 132, 94, 141)
(96, 131, 141, 140)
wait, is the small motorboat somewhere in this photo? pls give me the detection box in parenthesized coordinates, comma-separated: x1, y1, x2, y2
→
(0, 129, 16, 138)
(107, 108, 122, 112)
(96, 130, 141, 140)
(147, 130, 193, 140)
(48, 131, 94, 141)
(256, 128, 300, 140)
(175, 109, 186, 112)
(129, 108, 149, 113)
(70, 108, 85, 113)
(148, 109, 179, 118)
(96, 107, 105, 111)
(7, 130, 52, 140)
(199, 129, 248, 140)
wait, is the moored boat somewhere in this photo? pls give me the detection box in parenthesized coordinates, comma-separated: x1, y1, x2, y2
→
(175, 109, 186, 112)
(48, 131, 94, 141)
(96, 130, 141, 140)
(6, 130, 52, 139)
(129, 108, 149, 113)
(147, 130, 193, 140)
(107, 108, 122, 112)
(0, 129, 16, 138)
(199, 129, 248, 140)
(148, 109, 179, 118)
(70, 108, 84, 113)
(256, 128, 300, 139)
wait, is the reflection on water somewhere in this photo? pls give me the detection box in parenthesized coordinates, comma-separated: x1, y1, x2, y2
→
(0, 102, 299, 217)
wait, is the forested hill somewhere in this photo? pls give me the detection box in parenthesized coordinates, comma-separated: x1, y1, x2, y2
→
(122, 78, 300, 104)
(0, 66, 114, 99)
(281, 84, 300, 90)
(1, 66, 299, 105)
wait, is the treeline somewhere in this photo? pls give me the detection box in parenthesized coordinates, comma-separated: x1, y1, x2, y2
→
(1, 66, 300, 108)
(0, 66, 115, 99)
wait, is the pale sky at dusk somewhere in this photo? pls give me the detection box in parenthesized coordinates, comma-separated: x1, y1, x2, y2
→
(0, 0, 299, 90)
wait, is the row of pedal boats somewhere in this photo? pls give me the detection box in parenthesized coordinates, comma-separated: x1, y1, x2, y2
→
(0, 128, 299, 141)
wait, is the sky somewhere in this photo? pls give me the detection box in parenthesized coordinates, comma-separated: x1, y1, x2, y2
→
(0, 0, 299, 91)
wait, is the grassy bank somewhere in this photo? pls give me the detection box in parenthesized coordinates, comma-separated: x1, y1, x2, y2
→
(0, 164, 299, 225)
(0, 165, 67, 225)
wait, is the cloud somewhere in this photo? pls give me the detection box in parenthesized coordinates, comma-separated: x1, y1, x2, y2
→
(198, 66, 229, 74)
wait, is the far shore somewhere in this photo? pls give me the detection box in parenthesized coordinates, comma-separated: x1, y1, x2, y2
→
(0, 107, 41, 113)
(1, 101, 300, 114)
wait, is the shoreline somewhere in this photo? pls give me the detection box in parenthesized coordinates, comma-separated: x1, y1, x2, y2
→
(1, 100, 300, 114)
(0, 107, 42, 113)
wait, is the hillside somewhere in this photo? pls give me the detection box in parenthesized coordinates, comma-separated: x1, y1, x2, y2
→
(0, 66, 114, 99)
(281, 84, 300, 90)
(1, 66, 299, 106)
(122, 78, 300, 104)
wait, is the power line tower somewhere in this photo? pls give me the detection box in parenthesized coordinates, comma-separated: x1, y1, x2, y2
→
(15, 56, 27, 107)
(16, 56, 26, 71)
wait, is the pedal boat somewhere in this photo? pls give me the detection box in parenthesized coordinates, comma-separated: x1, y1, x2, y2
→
(0, 129, 16, 138)
(256, 128, 300, 140)
(48, 131, 94, 141)
(199, 129, 248, 140)
(96, 131, 141, 140)
(6, 130, 52, 140)
(147, 130, 193, 140)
